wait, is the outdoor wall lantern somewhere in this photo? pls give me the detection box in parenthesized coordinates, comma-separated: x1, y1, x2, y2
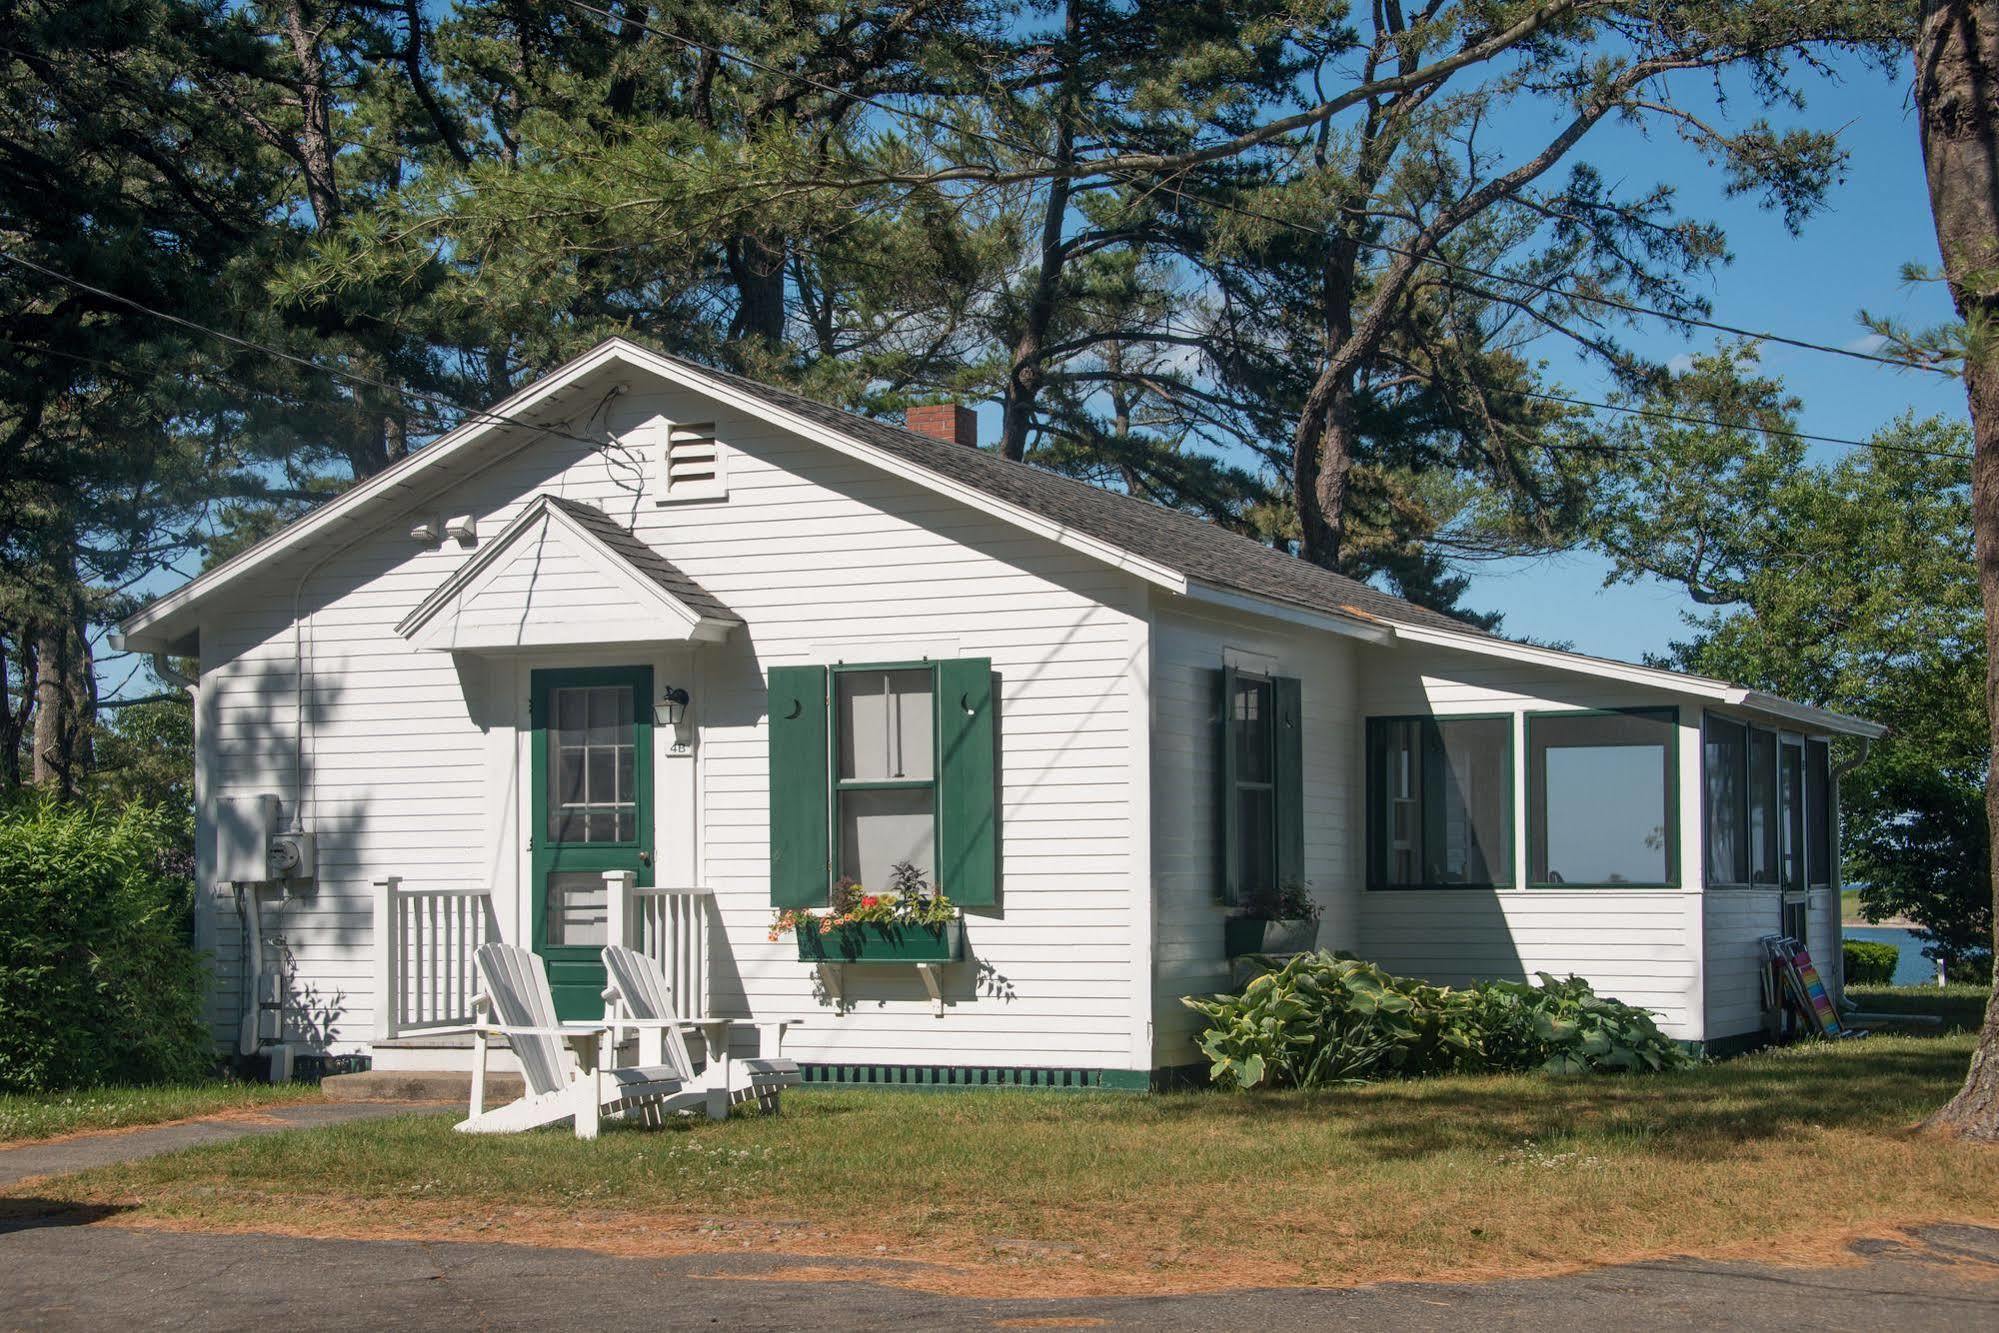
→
(655, 686, 691, 728)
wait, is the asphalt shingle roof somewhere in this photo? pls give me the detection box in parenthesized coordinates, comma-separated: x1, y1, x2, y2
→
(672, 354, 1481, 635)
(544, 494, 740, 625)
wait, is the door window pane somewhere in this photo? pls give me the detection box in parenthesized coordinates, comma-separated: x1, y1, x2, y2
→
(1530, 710, 1676, 886)
(837, 669, 935, 782)
(545, 871, 609, 947)
(548, 684, 637, 843)
(1371, 717, 1510, 887)
(1703, 716, 1750, 885)
(838, 786, 936, 892)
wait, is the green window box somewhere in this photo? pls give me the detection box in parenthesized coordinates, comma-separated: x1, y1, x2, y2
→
(795, 920, 965, 963)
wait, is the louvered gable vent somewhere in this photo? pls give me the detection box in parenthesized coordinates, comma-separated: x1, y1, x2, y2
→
(648, 415, 727, 502)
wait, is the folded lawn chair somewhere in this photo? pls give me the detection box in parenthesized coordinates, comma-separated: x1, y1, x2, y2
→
(452, 942, 710, 1139)
(600, 944, 804, 1114)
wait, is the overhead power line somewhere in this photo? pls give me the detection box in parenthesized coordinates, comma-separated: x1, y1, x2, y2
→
(561, 0, 1954, 379)
(3, 247, 1969, 467)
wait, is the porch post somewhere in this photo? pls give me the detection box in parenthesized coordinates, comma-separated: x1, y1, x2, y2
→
(604, 869, 635, 950)
(373, 877, 401, 1042)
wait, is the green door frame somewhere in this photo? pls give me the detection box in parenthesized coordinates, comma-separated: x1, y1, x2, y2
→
(529, 665, 654, 1020)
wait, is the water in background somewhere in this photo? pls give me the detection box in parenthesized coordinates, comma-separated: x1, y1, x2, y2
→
(1844, 925, 1939, 987)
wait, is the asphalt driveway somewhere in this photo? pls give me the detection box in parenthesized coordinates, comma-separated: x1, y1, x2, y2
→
(1, 1213, 1994, 1330)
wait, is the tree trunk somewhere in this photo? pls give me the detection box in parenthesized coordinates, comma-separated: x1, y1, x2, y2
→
(1916, 0, 1999, 1141)
(726, 233, 787, 349)
(280, 1, 340, 228)
(1000, 0, 1082, 463)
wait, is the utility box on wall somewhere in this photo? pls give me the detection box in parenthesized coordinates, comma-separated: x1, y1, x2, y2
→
(215, 795, 281, 884)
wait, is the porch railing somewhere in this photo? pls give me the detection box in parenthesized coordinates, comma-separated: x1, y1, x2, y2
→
(373, 875, 714, 1041)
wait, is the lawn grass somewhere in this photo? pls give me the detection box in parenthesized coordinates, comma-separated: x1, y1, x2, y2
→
(0, 1080, 322, 1145)
(16, 1010, 1998, 1295)
(1847, 982, 1991, 1030)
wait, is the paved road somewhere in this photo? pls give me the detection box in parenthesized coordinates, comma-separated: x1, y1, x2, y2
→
(0, 1103, 434, 1188)
(0, 1217, 1993, 1330)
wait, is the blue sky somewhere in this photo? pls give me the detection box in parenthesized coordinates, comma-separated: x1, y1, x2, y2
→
(1448, 51, 1967, 663)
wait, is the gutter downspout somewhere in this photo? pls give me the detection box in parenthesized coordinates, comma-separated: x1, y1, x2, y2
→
(1830, 737, 1876, 1006)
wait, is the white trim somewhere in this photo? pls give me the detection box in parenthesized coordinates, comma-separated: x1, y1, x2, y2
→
(1381, 621, 1885, 739)
(120, 341, 635, 646)
(119, 339, 1196, 651)
(1182, 581, 1390, 644)
(395, 495, 735, 651)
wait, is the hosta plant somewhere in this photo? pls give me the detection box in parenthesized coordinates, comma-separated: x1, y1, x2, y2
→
(1183, 954, 1691, 1089)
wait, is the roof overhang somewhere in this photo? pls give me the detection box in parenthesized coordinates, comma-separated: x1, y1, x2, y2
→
(117, 338, 1204, 653)
(1378, 620, 1886, 739)
(394, 494, 737, 651)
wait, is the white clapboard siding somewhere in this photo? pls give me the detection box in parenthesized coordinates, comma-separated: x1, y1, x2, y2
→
(1148, 605, 1360, 1068)
(195, 379, 1151, 1068)
(1360, 891, 1702, 1034)
(1704, 888, 1780, 1039)
(1352, 640, 1709, 1040)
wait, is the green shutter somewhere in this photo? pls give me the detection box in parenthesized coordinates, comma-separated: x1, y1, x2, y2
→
(768, 665, 829, 907)
(1218, 664, 1239, 905)
(936, 657, 998, 906)
(1274, 675, 1304, 890)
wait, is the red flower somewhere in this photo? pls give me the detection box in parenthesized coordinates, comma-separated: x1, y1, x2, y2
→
(862, 895, 880, 908)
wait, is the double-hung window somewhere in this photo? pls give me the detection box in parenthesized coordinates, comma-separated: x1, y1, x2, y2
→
(766, 659, 997, 906)
(1218, 667, 1303, 904)
(1365, 716, 1512, 889)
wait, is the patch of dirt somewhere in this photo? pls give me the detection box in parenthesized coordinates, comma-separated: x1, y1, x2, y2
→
(0, 1101, 329, 1153)
(23, 1188, 1999, 1300)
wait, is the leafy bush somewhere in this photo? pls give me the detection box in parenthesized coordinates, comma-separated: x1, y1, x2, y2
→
(0, 798, 212, 1092)
(1843, 939, 1900, 986)
(1182, 953, 1692, 1089)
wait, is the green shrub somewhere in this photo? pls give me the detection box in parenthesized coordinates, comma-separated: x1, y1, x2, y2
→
(0, 797, 212, 1092)
(1182, 954, 1692, 1089)
(1843, 939, 1900, 986)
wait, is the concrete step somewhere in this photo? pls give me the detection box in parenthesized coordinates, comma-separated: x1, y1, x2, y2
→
(322, 1069, 521, 1104)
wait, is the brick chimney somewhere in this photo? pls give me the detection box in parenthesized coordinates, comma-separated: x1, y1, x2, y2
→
(904, 402, 978, 447)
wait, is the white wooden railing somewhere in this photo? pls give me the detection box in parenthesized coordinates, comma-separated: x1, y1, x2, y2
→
(373, 875, 714, 1041)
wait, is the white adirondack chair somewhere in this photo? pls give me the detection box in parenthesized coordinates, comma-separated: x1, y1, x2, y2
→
(600, 944, 804, 1114)
(453, 943, 709, 1139)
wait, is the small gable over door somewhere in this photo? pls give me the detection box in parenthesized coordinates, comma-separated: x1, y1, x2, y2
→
(396, 494, 739, 651)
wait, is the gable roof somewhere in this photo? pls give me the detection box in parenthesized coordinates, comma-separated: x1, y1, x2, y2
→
(394, 493, 739, 649)
(111, 337, 1880, 737)
(667, 355, 1480, 637)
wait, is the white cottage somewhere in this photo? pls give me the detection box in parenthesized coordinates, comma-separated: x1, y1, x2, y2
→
(113, 338, 1882, 1087)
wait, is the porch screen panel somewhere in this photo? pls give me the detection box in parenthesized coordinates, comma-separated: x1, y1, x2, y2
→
(1367, 717, 1510, 888)
(1748, 727, 1779, 884)
(1703, 715, 1750, 886)
(1806, 739, 1833, 888)
(1529, 709, 1677, 887)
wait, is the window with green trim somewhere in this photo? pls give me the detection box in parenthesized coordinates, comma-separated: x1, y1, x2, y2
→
(1528, 709, 1677, 887)
(1217, 667, 1303, 905)
(1365, 716, 1512, 889)
(834, 667, 936, 893)
(767, 659, 996, 908)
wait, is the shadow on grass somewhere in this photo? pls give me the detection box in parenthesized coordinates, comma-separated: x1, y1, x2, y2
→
(1145, 1037, 1970, 1164)
(0, 1198, 133, 1236)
